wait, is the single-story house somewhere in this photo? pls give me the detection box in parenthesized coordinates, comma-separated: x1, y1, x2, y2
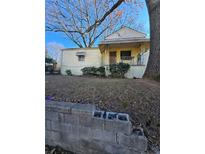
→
(61, 27, 150, 78)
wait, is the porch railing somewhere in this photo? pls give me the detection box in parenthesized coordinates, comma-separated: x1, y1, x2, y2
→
(104, 56, 145, 66)
(120, 56, 137, 65)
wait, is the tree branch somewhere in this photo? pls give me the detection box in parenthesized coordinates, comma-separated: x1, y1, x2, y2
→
(84, 0, 125, 33)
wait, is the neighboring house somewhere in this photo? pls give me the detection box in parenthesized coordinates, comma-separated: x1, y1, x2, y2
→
(61, 27, 150, 78)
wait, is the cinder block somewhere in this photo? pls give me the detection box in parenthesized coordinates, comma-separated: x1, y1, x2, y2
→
(45, 130, 55, 146)
(63, 113, 79, 125)
(60, 131, 72, 143)
(90, 129, 116, 143)
(78, 114, 93, 127)
(45, 107, 51, 112)
(115, 121, 132, 135)
(46, 100, 87, 114)
(104, 143, 142, 154)
(45, 130, 51, 140)
(45, 130, 61, 144)
(51, 121, 60, 131)
(104, 119, 116, 131)
(60, 125, 80, 140)
(104, 120, 132, 135)
(58, 113, 64, 123)
(45, 111, 65, 123)
(45, 120, 51, 130)
(48, 106, 59, 112)
(91, 117, 105, 130)
(51, 121, 72, 132)
(58, 106, 72, 114)
(70, 124, 80, 135)
(78, 126, 91, 140)
(60, 123, 72, 132)
(71, 110, 93, 121)
(117, 132, 147, 152)
(45, 111, 59, 121)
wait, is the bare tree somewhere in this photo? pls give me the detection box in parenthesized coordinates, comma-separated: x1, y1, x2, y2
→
(46, 42, 64, 68)
(46, 0, 160, 79)
(46, 0, 141, 48)
(45, 48, 49, 58)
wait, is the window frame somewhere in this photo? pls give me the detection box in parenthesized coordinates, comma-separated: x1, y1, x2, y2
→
(78, 55, 85, 61)
(120, 50, 132, 60)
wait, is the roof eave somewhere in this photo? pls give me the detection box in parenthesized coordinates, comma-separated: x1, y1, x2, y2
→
(99, 39, 150, 45)
(61, 47, 99, 51)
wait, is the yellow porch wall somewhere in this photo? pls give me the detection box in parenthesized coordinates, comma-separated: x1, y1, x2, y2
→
(101, 42, 149, 65)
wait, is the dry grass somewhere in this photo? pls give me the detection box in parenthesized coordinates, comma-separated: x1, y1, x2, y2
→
(46, 75, 160, 148)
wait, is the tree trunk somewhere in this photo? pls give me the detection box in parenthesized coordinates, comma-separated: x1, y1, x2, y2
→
(144, 0, 160, 80)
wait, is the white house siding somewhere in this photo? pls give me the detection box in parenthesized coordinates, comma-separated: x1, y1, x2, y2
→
(61, 48, 101, 75)
(125, 50, 150, 78)
(125, 66, 146, 78)
(61, 47, 149, 78)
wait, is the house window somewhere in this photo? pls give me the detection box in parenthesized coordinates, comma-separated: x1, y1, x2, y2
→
(76, 51, 86, 61)
(78, 55, 85, 61)
(120, 50, 131, 60)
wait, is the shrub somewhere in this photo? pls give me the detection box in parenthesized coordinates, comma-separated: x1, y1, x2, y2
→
(45, 65, 54, 73)
(45, 57, 56, 73)
(96, 66, 105, 76)
(65, 69, 72, 76)
(109, 62, 130, 78)
(81, 66, 105, 77)
(81, 67, 95, 75)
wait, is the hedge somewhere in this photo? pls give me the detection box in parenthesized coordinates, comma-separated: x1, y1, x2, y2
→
(65, 69, 72, 76)
(109, 62, 130, 78)
(81, 66, 105, 76)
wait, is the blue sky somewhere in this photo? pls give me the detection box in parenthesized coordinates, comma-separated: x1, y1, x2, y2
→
(45, 0, 150, 48)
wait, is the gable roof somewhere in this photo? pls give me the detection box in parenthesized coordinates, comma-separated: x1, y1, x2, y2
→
(99, 27, 149, 45)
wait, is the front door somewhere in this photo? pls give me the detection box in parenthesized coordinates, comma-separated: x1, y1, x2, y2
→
(109, 51, 116, 64)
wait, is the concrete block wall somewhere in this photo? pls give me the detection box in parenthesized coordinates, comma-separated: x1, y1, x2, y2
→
(45, 100, 148, 154)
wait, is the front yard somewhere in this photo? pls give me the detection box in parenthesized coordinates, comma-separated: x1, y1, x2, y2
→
(46, 75, 160, 149)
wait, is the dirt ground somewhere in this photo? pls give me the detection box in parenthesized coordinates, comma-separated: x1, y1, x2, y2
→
(45, 75, 160, 150)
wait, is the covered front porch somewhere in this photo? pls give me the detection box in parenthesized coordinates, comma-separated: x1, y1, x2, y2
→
(99, 42, 149, 66)
(99, 42, 150, 78)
